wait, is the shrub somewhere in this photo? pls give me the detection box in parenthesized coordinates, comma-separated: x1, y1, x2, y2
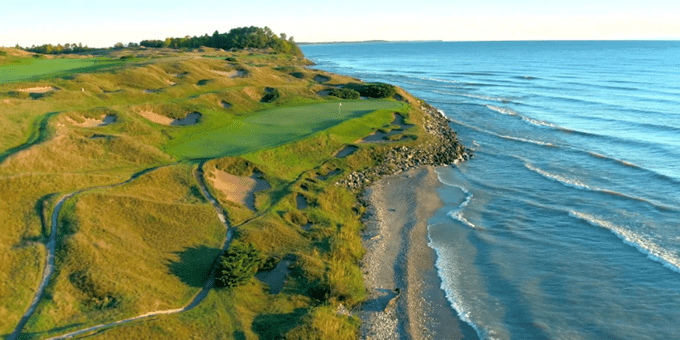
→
(359, 83, 396, 98)
(225, 57, 237, 62)
(261, 87, 280, 103)
(327, 88, 359, 100)
(0, 50, 7, 56)
(119, 54, 134, 60)
(215, 242, 264, 288)
(290, 72, 305, 79)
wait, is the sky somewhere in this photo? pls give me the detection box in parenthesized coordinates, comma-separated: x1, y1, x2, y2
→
(1, 0, 679, 47)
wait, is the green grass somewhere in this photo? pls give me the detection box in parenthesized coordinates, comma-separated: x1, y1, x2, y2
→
(164, 100, 403, 159)
(0, 58, 128, 84)
(0, 47, 439, 339)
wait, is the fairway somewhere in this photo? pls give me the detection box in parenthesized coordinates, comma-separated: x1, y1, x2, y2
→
(0, 58, 124, 84)
(164, 100, 403, 159)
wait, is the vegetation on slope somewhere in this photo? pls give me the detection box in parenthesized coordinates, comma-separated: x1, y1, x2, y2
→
(0, 42, 446, 339)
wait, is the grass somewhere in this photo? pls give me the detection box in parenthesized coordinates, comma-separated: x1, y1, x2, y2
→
(0, 46, 438, 339)
(0, 58, 128, 84)
(164, 100, 402, 159)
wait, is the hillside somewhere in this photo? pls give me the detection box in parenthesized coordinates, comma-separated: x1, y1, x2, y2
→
(0, 44, 466, 339)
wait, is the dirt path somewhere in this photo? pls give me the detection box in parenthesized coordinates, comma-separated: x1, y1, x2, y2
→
(7, 166, 173, 340)
(36, 165, 232, 340)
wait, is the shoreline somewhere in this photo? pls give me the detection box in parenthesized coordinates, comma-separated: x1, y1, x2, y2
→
(359, 166, 476, 340)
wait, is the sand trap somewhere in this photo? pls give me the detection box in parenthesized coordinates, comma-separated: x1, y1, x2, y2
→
(256, 256, 294, 294)
(316, 90, 330, 96)
(211, 170, 270, 210)
(72, 115, 117, 127)
(197, 79, 212, 86)
(220, 101, 232, 109)
(334, 145, 358, 158)
(144, 89, 158, 94)
(314, 75, 331, 83)
(138, 111, 202, 126)
(358, 114, 414, 143)
(317, 169, 341, 181)
(1, 99, 11, 105)
(211, 69, 248, 78)
(18, 86, 57, 93)
(296, 194, 308, 210)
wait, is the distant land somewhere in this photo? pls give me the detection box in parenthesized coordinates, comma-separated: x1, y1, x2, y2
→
(298, 40, 443, 45)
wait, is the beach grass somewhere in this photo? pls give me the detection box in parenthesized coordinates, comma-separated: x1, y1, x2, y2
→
(0, 46, 434, 339)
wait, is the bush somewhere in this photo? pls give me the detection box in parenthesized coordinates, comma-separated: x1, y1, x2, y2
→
(119, 54, 134, 60)
(359, 83, 396, 98)
(225, 57, 237, 62)
(327, 88, 359, 100)
(215, 242, 264, 288)
(261, 87, 280, 103)
(0, 50, 7, 56)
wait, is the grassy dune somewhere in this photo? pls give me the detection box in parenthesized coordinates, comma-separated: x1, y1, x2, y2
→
(0, 46, 435, 339)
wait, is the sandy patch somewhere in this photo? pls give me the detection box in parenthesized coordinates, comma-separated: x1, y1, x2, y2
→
(18, 86, 57, 93)
(138, 111, 202, 126)
(334, 145, 358, 158)
(255, 256, 294, 294)
(316, 90, 330, 96)
(220, 101, 232, 109)
(296, 194, 308, 210)
(139, 111, 174, 125)
(71, 115, 117, 127)
(358, 113, 414, 144)
(243, 87, 260, 100)
(211, 170, 270, 210)
(1, 99, 11, 105)
(314, 75, 331, 83)
(211, 69, 248, 78)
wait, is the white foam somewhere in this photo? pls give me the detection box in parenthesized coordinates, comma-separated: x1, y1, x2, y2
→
(486, 104, 518, 116)
(525, 163, 593, 190)
(418, 75, 462, 84)
(427, 228, 489, 340)
(522, 116, 558, 128)
(499, 135, 554, 147)
(569, 211, 680, 275)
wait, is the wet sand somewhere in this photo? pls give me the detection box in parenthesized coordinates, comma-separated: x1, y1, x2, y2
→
(360, 166, 476, 340)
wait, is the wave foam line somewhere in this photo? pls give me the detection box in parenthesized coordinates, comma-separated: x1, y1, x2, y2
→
(428, 233, 489, 340)
(525, 164, 674, 210)
(434, 170, 479, 230)
(569, 211, 680, 275)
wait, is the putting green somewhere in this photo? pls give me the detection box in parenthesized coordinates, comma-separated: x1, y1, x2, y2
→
(164, 100, 403, 159)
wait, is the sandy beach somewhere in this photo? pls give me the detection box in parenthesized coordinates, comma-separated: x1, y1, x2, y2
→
(360, 166, 474, 340)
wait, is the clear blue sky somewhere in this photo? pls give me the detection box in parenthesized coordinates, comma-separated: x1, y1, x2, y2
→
(1, 0, 678, 47)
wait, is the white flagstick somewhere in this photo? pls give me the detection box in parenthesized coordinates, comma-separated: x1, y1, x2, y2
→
(339, 102, 342, 114)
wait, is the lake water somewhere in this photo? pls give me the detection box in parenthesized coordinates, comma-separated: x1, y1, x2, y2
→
(302, 41, 680, 339)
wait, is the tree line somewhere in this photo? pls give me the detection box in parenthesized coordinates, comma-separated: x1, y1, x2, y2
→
(140, 26, 301, 55)
(18, 26, 302, 56)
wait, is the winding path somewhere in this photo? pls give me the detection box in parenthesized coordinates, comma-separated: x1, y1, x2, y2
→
(7, 164, 232, 340)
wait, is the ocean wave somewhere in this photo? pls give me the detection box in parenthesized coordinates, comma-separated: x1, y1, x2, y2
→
(486, 105, 518, 116)
(428, 234, 488, 340)
(418, 76, 462, 84)
(569, 211, 680, 275)
(458, 93, 512, 103)
(525, 163, 674, 210)
(486, 105, 560, 129)
(499, 135, 555, 147)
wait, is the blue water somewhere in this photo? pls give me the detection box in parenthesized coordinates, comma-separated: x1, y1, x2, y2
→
(302, 41, 680, 339)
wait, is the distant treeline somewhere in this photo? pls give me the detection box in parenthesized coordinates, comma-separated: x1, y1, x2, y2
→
(140, 26, 302, 55)
(17, 26, 302, 56)
(21, 43, 96, 55)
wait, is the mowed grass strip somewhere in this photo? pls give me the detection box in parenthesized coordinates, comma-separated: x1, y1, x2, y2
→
(164, 100, 403, 159)
(0, 58, 127, 84)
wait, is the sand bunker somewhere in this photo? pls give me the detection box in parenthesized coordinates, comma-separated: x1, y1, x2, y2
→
(18, 86, 57, 93)
(296, 194, 308, 210)
(256, 256, 294, 294)
(317, 169, 341, 181)
(220, 101, 232, 109)
(72, 115, 117, 127)
(316, 90, 330, 96)
(358, 114, 414, 143)
(211, 170, 270, 210)
(314, 75, 331, 83)
(334, 145, 358, 158)
(212, 69, 248, 78)
(138, 111, 202, 126)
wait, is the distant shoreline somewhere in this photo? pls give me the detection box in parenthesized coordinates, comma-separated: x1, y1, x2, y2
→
(298, 40, 443, 46)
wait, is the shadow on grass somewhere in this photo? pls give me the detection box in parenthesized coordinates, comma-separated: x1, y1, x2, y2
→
(0, 111, 59, 165)
(168, 245, 222, 288)
(2, 322, 85, 340)
(252, 308, 307, 340)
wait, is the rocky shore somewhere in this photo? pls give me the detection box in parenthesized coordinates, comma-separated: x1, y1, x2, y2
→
(337, 102, 471, 193)
(344, 102, 472, 339)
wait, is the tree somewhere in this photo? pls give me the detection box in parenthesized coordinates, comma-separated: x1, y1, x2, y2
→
(215, 242, 264, 288)
(113, 42, 124, 49)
